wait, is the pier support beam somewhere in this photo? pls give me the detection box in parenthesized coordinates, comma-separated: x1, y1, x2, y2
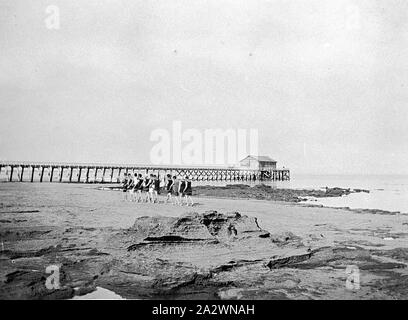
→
(19, 166, 24, 182)
(94, 167, 98, 183)
(9, 166, 14, 182)
(50, 166, 55, 182)
(31, 166, 35, 182)
(59, 167, 64, 183)
(85, 168, 90, 183)
(69, 167, 73, 183)
(110, 168, 114, 183)
(78, 168, 82, 183)
(40, 167, 45, 182)
(101, 167, 107, 183)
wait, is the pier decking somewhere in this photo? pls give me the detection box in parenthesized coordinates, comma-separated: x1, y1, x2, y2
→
(0, 161, 290, 183)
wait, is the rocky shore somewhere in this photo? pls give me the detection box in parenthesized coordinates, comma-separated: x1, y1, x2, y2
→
(1, 210, 407, 300)
(193, 184, 369, 202)
(0, 183, 407, 300)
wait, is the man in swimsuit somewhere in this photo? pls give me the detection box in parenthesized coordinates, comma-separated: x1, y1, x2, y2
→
(126, 173, 134, 201)
(182, 176, 194, 206)
(135, 173, 143, 202)
(172, 176, 180, 205)
(165, 174, 174, 203)
(130, 173, 138, 201)
(142, 174, 152, 203)
(147, 174, 155, 203)
(151, 174, 159, 203)
(178, 176, 186, 206)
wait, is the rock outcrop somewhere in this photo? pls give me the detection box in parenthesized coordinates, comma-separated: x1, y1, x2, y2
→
(1, 210, 407, 300)
(193, 184, 370, 202)
(129, 211, 270, 244)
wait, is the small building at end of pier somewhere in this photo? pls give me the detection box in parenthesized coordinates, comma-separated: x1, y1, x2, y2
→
(238, 155, 277, 171)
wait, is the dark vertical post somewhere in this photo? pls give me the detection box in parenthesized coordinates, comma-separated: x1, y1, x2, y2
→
(40, 167, 45, 182)
(69, 167, 73, 183)
(31, 166, 35, 182)
(59, 167, 64, 182)
(19, 166, 24, 182)
(85, 167, 90, 183)
(78, 167, 82, 183)
(94, 167, 98, 182)
(9, 166, 14, 182)
(110, 168, 114, 182)
(102, 167, 106, 183)
(50, 166, 55, 182)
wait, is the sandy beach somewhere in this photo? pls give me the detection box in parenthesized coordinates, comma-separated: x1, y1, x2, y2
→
(1, 183, 407, 299)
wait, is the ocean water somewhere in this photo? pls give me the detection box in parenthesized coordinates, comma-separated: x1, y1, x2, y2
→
(271, 174, 408, 214)
(193, 174, 408, 213)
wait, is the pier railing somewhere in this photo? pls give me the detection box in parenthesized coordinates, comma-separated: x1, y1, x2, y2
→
(0, 161, 290, 183)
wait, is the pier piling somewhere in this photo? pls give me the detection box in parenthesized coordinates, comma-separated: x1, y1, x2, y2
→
(40, 167, 45, 182)
(50, 167, 55, 182)
(102, 167, 107, 183)
(9, 166, 14, 182)
(19, 166, 24, 182)
(30, 167, 35, 182)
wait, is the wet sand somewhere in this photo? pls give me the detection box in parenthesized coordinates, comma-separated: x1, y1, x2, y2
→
(0, 183, 407, 299)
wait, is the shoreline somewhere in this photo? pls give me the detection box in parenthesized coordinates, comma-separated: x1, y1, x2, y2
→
(98, 183, 405, 216)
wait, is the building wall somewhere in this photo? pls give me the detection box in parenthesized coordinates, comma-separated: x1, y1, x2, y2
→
(240, 159, 260, 170)
(246, 159, 255, 169)
(239, 158, 250, 167)
(239, 158, 277, 170)
(259, 162, 277, 171)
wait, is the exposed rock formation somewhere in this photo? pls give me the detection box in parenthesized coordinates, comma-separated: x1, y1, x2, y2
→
(129, 211, 270, 244)
(194, 184, 370, 202)
(1, 210, 407, 300)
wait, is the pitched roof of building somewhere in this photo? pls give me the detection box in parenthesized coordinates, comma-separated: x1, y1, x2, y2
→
(240, 155, 277, 163)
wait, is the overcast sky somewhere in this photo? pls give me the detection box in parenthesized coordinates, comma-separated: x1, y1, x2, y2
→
(1, 0, 407, 174)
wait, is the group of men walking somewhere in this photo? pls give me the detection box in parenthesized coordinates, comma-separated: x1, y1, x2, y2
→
(122, 173, 194, 206)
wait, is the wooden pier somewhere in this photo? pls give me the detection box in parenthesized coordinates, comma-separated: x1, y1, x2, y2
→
(0, 161, 290, 183)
